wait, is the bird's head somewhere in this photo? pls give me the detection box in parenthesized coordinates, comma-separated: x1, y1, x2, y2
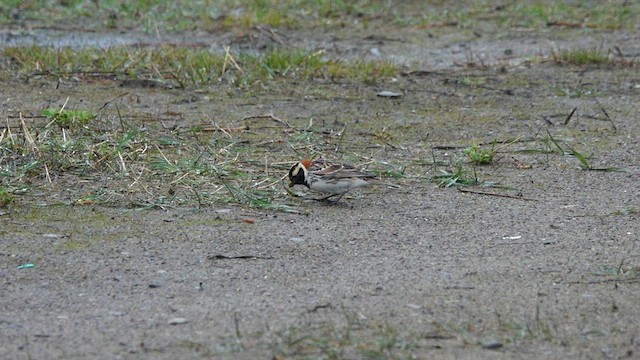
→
(288, 159, 312, 187)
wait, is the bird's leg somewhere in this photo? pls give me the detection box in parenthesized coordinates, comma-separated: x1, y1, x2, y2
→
(313, 192, 347, 203)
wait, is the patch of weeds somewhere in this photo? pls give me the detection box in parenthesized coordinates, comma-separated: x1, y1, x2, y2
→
(177, 339, 212, 355)
(324, 59, 397, 84)
(570, 85, 603, 98)
(509, 2, 638, 29)
(0, 0, 393, 31)
(221, 0, 297, 29)
(565, 145, 621, 172)
(542, 130, 567, 155)
(431, 162, 482, 187)
(221, 181, 301, 214)
(593, 262, 640, 280)
(74, 188, 111, 206)
(512, 130, 620, 172)
(494, 307, 557, 346)
(459, 76, 487, 86)
(250, 48, 324, 80)
(607, 208, 638, 216)
(464, 143, 495, 165)
(370, 168, 405, 179)
(150, 156, 210, 176)
(42, 108, 94, 129)
(271, 321, 416, 359)
(0, 186, 14, 207)
(4, 46, 397, 87)
(2, 107, 147, 194)
(551, 47, 609, 66)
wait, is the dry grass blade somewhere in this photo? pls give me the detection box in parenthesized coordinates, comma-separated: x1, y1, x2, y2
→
(223, 45, 243, 74)
(19, 113, 38, 154)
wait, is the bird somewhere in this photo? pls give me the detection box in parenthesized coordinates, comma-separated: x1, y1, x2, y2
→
(288, 159, 379, 202)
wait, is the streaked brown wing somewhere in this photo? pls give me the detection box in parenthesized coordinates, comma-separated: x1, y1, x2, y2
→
(313, 165, 376, 179)
(312, 164, 344, 175)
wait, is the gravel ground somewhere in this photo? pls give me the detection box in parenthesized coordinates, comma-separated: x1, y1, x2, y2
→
(2, 8, 640, 360)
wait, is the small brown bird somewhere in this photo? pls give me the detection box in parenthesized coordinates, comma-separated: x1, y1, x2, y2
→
(288, 159, 379, 202)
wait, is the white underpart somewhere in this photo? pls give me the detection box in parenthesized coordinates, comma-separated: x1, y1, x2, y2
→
(307, 176, 370, 194)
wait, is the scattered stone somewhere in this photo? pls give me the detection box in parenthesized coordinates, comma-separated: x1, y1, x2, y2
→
(42, 233, 63, 239)
(377, 91, 402, 98)
(290, 237, 304, 243)
(482, 340, 503, 350)
(168, 317, 189, 325)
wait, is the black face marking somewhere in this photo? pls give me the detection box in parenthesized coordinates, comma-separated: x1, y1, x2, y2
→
(288, 163, 308, 188)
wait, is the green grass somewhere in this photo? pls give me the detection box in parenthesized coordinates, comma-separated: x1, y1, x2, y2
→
(608, 208, 638, 217)
(2, 1, 638, 32)
(0, 0, 391, 31)
(431, 162, 482, 187)
(551, 47, 610, 66)
(42, 108, 94, 128)
(3, 46, 397, 87)
(268, 321, 418, 359)
(0, 186, 14, 207)
(0, 61, 394, 211)
(506, 1, 638, 29)
(464, 144, 494, 165)
(592, 262, 640, 281)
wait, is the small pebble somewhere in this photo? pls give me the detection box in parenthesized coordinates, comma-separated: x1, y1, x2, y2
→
(482, 340, 503, 350)
(377, 91, 402, 98)
(168, 317, 189, 325)
(42, 233, 63, 239)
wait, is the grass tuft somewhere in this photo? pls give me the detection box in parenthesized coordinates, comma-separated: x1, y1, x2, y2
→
(431, 162, 482, 187)
(551, 47, 610, 65)
(0, 186, 14, 207)
(3, 46, 397, 87)
(464, 143, 495, 165)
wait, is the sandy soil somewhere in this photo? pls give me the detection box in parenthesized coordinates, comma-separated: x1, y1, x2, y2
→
(2, 10, 640, 360)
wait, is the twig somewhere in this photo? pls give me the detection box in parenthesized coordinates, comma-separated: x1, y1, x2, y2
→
(567, 277, 640, 285)
(241, 113, 293, 128)
(199, 125, 249, 133)
(563, 106, 577, 125)
(457, 187, 538, 201)
(600, 106, 617, 131)
(208, 254, 274, 260)
(253, 25, 288, 46)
